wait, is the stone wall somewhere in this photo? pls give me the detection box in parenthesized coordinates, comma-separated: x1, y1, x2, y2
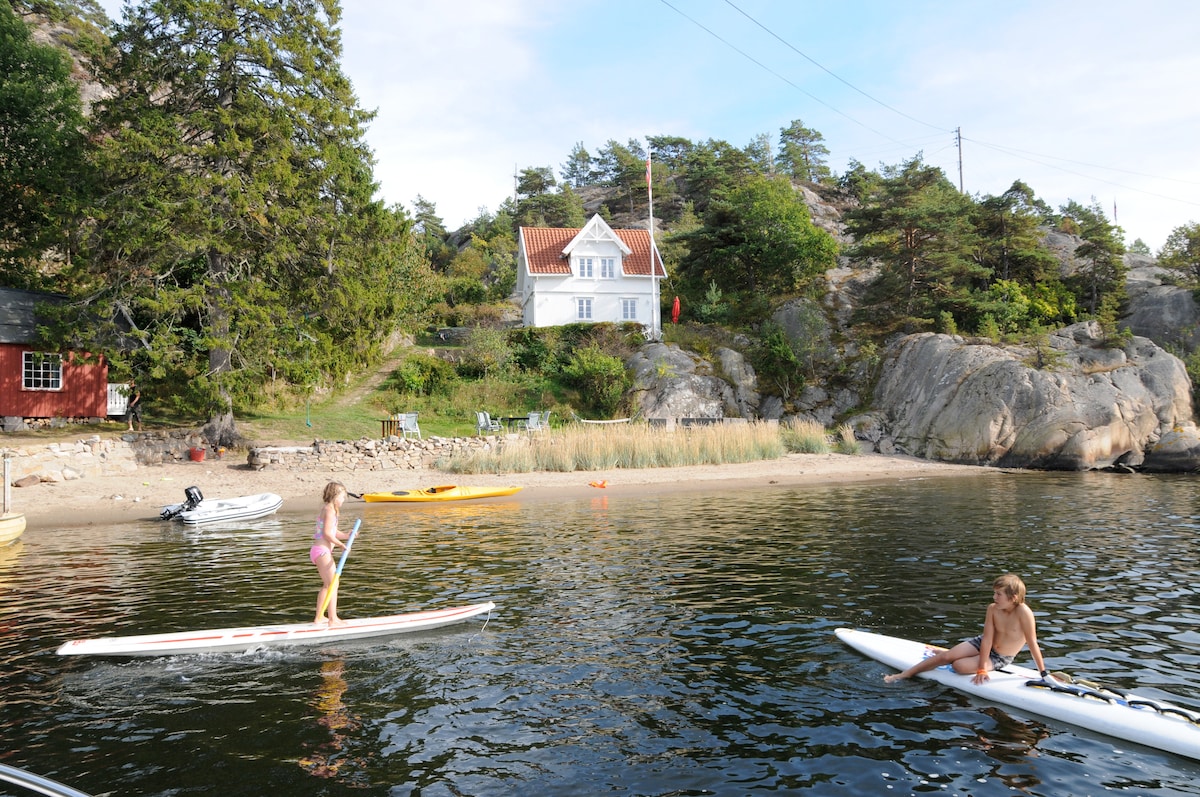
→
(246, 436, 499, 472)
(3, 435, 139, 483)
(2, 428, 216, 483)
(1, 431, 504, 484)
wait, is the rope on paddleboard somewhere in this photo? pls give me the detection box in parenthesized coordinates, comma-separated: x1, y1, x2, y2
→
(468, 604, 493, 643)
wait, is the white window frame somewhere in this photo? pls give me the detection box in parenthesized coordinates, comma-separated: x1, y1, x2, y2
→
(576, 297, 593, 321)
(621, 298, 638, 321)
(600, 257, 616, 279)
(577, 257, 594, 278)
(23, 351, 63, 391)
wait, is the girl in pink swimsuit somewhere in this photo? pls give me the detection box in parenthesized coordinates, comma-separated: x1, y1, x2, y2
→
(311, 482, 351, 626)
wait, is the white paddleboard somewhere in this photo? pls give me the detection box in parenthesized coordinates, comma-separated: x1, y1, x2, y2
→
(836, 627, 1200, 761)
(57, 602, 495, 657)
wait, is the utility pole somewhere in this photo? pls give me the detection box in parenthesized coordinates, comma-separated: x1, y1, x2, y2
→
(956, 127, 964, 193)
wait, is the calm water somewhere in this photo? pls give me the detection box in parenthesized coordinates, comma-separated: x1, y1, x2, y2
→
(3, 471, 1200, 796)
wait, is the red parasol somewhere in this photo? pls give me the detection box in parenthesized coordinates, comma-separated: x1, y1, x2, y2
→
(671, 296, 680, 325)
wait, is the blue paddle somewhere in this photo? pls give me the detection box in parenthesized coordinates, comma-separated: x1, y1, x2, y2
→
(318, 518, 361, 618)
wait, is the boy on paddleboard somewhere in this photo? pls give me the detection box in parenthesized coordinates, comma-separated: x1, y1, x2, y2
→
(884, 573, 1050, 685)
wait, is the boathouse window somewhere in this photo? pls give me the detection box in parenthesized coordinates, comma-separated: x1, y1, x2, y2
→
(23, 351, 62, 390)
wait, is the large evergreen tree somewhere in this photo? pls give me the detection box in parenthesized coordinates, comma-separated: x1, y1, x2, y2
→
(0, 1, 91, 288)
(676, 174, 836, 315)
(65, 0, 430, 419)
(513, 165, 584, 228)
(846, 156, 985, 334)
(1060, 199, 1126, 318)
(1158, 222, 1200, 283)
(776, 119, 830, 183)
(679, 138, 757, 214)
(412, 195, 454, 270)
(594, 139, 648, 217)
(559, 142, 594, 188)
(973, 181, 1056, 284)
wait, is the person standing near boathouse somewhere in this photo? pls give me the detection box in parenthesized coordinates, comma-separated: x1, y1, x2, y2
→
(126, 380, 143, 432)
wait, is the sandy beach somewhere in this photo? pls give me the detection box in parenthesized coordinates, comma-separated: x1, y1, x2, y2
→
(15, 452, 994, 529)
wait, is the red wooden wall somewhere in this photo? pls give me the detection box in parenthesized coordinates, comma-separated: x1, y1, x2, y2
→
(0, 344, 109, 418)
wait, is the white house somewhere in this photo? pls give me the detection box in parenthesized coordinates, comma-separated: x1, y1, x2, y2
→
(516, 214, 667, 336)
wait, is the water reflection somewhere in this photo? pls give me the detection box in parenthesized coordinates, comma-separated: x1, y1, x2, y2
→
(4, 473, 1200, 795)
(298, 659, 364, 782)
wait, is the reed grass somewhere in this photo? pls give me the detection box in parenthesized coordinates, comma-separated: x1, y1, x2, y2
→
(780, 418, 831, 454)
(833, 422, 862, 455)
(437, 421, 792, 474)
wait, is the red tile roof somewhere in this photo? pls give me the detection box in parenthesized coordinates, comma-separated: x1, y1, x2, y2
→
(520, 226, 665, 277)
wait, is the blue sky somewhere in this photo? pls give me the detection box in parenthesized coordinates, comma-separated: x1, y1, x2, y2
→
(97, 0, 1200, 251)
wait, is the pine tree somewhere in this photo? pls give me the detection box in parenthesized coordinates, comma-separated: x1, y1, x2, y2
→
(1158, 222, 1200, 283)
(845, 156, 985, 334)
(1060, 199, 1126, 317)
(68, 0, 429, 416)
(776, 119, 830, 183)
(0, 2, 91, 288)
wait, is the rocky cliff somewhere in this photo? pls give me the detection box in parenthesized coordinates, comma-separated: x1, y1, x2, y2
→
(863, 321, 1200, 471)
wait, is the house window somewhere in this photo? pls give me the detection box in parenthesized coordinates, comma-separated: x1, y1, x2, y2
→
(621, 298, 638, 320)
(577, 257, 594, 278)
(576, 297, 593, 321)
(23, 351, 62, 390)
(600, 257, 616, 278)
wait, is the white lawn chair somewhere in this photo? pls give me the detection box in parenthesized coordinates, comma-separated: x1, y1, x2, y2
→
(476, 411, 501, 435)
(524, 410, 549, 433)
(400, 411, 421, 439)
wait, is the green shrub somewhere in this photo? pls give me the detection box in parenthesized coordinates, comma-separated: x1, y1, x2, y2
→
(561, 345, 629, 416)
(383, 354, 458, 396)
(446, 275, 488, 305)
(509, 326, 567, 373)
(752, 322, 803, 402)
(457, 327, 515, 378)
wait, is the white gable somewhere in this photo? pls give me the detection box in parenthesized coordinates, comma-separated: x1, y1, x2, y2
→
(562, 215, 632, 258)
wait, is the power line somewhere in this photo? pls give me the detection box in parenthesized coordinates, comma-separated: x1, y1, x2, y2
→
(656, 0, 912, 146)
(965, 136, 1200, 208)
(965, 137, 1200, 188)
(663, 0, 1197, 212)
(721, 0, 947, 133)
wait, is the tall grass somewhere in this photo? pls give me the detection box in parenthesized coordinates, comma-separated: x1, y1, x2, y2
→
(780, 418, 831, 454)
(834, 422, 862, 455)
(438, 422, 789, 474)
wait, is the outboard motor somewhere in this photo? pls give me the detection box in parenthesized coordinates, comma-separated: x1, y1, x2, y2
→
(182, 485, 203, 508)
(160, 485, 205, 520)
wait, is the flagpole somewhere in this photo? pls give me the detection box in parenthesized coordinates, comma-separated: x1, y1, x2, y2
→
(646, 147, 658, 340)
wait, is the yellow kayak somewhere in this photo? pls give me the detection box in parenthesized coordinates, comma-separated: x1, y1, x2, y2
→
(362, 485, 523, 503)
